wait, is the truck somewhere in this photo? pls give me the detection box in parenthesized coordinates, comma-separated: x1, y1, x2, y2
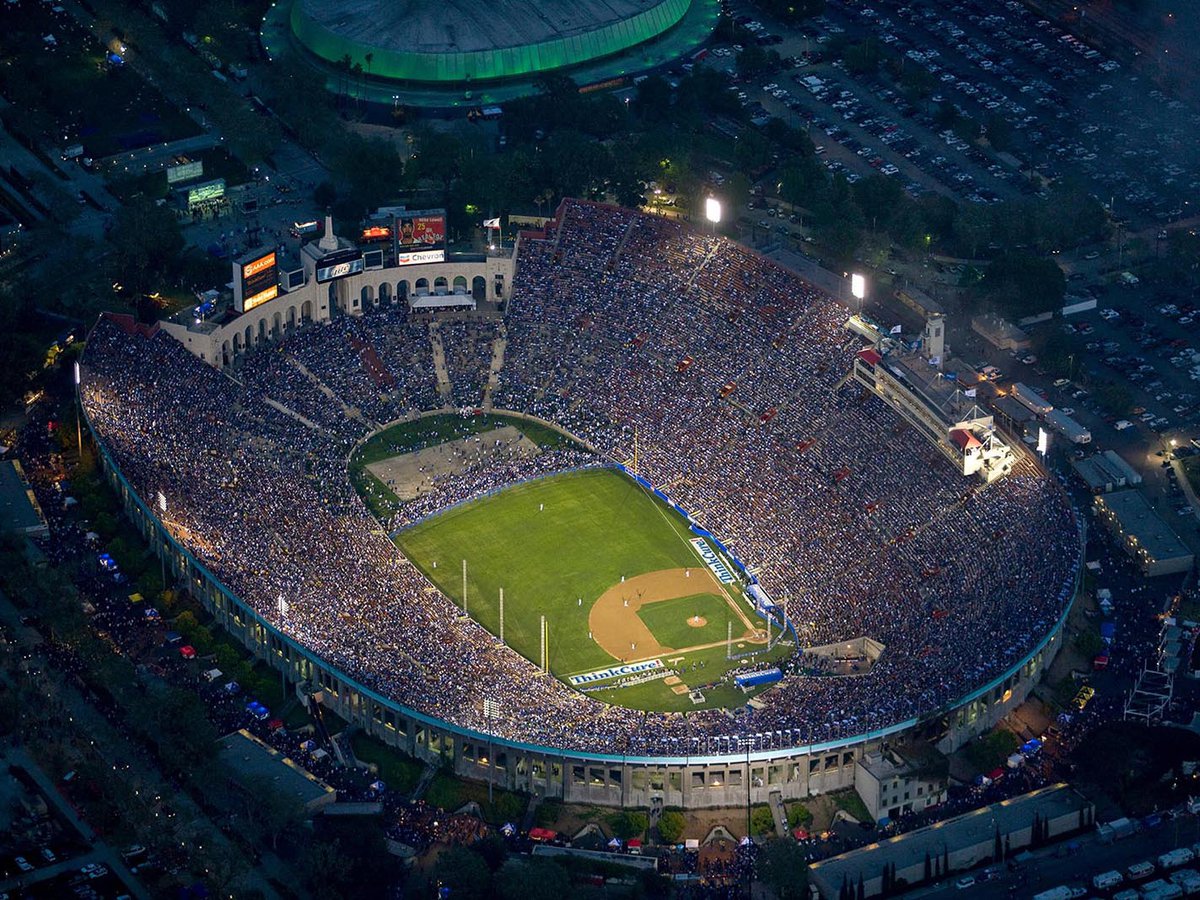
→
(1141, 881, 1183, 900)
(1044, 408, 1092, 444)
(1128, 861, 1156, 881)
(1093, 871, 1125, 891)
(1098, 817, 1137, 843)
(1160, 849, 1196, 870)
(1032, 887, 1078, 900)
(61, 144, 83, 160)
(1169, 869, 1200, 893)
(1012, 382, 1053, 415)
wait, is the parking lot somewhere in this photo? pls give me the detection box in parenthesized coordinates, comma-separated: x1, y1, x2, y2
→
(706, 0, 1197, 230)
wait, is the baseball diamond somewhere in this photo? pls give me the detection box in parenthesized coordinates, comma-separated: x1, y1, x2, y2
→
(393, 465, 784, 711)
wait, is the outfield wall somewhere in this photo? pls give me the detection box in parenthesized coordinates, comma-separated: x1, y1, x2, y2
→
(82, 399, 1078, 809)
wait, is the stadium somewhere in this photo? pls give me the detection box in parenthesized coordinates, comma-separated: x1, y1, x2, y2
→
(79, 200, 1082, 809)
(263, 0, 720, 107)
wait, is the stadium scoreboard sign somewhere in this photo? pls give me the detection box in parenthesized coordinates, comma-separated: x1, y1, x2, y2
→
(167, 160, 203, 184)
(316, 248, 365, 283)
(393, 209, 445, 266)
(186, 178, 225, 208)
(235, 250, 279, 313)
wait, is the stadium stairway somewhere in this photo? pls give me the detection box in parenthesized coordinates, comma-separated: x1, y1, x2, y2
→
(409, 761, 440, 802)
(428, 323, 452, 399)
(286, 355, 379, 429)
(768, 789, 789, 838)
(481, 330, 506, 410)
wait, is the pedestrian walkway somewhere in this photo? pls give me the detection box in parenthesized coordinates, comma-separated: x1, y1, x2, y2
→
(429, 323, 452, 398)
(769, 789, 789, 838)
(409, 761, 439, 801)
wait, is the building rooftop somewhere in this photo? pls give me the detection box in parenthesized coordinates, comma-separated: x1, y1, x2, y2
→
(811, 784, 1090, 896)
(296, 0, 679, 55)
(883, 351, 988, 428)
(217, 730, 336, 811)
(0, 460, 48, 539)
(1098, 490, 1192, 564)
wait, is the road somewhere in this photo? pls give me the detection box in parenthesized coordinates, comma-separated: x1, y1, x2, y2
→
(0, 746, 151, 900)
(903, 815, 1200, 900)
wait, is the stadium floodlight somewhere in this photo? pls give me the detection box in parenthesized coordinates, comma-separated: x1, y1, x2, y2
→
(850, 273, 866, 302)
(1037, 427, 1049, 456)
(705, 197, 722, 225)
(73, 361, 81, 385)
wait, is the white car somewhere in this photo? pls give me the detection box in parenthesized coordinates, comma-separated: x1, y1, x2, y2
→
(955, 876, 976, 889)
(14, 857, 33, 873)
(1114, 420, 1133, 431)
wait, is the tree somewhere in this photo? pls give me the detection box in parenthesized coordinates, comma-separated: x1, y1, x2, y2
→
(431, 847, 491, 900)
(299, 837, 356, 899)
(984, 113, 1013, 153)
(976, 253, 1066, 319)
(109, 198, 184, 297)
(786, 804, 813, 830)
(658, 809, 686, 843)
(757, 839, 808, 900)
(610, 810, 649, 840)
(842, 40, 883, 76)
(750, 805, 776, 836)
(496, 858, 569, 900)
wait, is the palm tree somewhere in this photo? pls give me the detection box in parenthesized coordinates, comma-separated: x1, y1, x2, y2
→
(339, 54, 352, 104)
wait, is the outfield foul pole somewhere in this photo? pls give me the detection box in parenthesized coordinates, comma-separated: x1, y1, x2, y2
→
(462, 558, 467, 616)
(499, 588, 505, 644)
(540, 614, 547, 673)
(726, 621, 732, 660)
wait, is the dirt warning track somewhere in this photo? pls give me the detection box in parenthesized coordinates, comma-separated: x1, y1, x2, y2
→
(587, 568, 761, 662)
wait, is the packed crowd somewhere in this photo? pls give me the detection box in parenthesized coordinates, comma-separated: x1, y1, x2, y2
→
(79, 198, 1081, 758)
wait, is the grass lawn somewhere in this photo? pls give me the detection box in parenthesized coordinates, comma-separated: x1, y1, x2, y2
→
(350, 734, 422, 794)
(589, 641, 791, 712)
(395, 468, 701, 679)
(352, 412, 577, 471)
(0, 4, 200, 157)
(637, 592, 735, 649)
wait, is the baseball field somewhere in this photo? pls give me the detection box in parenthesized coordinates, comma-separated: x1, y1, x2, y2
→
(391, 464, 790, 711)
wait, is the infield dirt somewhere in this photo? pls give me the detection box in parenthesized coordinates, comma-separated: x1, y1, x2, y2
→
(588, 568, 761, 662)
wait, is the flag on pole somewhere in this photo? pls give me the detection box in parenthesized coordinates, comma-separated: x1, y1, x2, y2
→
(964, 388, 978, 398)
(928, 355, 942, 366)
(890, 324, 902, 334)
(483, 217, 501, 229)
(944, 371, 958, 382)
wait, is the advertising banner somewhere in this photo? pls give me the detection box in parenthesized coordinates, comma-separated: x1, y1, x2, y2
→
(393, 210, 446, 266)
(240, 251, 278, 312)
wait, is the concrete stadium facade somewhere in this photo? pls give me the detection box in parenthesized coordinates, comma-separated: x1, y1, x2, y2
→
(84, 390, 1076, 810)
(161, 253, 516, 369)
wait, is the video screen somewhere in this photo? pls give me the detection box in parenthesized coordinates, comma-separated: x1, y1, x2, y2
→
(393, 211, 445, 266)
(241, 251, 278, 311)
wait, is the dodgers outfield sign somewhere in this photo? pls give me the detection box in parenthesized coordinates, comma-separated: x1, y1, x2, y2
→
(690, 538, 736, 584)
(568, 659, 663, 686)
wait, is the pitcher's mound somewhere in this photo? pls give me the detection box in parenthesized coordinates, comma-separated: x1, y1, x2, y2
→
(687, 615, 708, 628)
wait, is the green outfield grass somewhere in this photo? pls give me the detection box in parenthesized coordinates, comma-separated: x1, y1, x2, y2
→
(589, 641, 792, 712)
(362, 424, 797, 712)
(396, 467, 703, 679)
(637, 593, 734, 649)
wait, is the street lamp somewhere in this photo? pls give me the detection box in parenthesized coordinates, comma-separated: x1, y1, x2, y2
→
(73, 361, 82, 460)
(851, 273, 866, 313)
(704, 197, 721, 235)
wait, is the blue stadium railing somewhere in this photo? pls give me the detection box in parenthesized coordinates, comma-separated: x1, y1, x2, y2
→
(82, 401, 1081, 767)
